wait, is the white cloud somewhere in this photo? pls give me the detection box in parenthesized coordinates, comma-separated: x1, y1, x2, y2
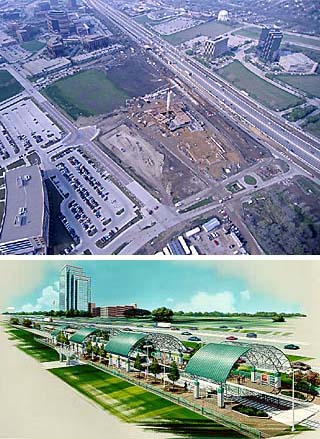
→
(166, 297, 174, 303)
(175, 291, 236, 313)
(21, 282, 59, 312)
(240, 290, 251, 300)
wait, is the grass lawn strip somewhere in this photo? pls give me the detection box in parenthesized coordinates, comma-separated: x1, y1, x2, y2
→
(50, 365, 244, 437)
(6, 327, 59, 362)
(217, 61, 304, 111)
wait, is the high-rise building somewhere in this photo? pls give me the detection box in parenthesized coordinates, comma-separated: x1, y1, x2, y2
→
(47, 10, 70, 36)
(258, 27, 283, 62)
(59, 265, 91, 311)
(204, 35, 229, 59)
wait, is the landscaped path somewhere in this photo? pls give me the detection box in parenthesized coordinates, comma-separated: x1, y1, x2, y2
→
(0, 325, 171, 439)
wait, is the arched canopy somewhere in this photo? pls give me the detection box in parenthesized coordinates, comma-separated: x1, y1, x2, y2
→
(51, 326, 68, 337)
(224, 341, 291, 373)
(69, 327, 98, 344)
(105, 332, 146, 357)
(185, 343, 250, 384)
(104, 331, 187, 357)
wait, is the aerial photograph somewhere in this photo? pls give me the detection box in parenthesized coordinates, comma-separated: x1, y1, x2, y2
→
(0, 0, 319, 255)
(1, 259, 320, 439)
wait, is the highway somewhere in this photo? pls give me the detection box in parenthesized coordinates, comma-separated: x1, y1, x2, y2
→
(86, 0, 320, 175)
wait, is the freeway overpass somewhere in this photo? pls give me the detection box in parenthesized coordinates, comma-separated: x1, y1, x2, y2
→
(87, 0, 320, 175)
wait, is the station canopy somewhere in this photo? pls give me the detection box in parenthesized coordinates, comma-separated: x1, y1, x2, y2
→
(104, 331, 187, 357)
(185, 342, 291, 384)
(69, 327, 98, 344)
(51, 326, 68, 337)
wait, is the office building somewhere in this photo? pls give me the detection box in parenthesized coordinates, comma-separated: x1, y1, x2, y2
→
(0, 165, 49, 255)
(88, 302, 137, 317)
(82, 34, 109, 51)
(59, 265, 91, 311)
(47, 10, 70, 36)
(47, 35, 64, 57)
(258, 27, 283, 62)
(204, 35, 229, 59)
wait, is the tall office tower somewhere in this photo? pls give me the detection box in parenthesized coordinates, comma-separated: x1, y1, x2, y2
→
(47, 10, 70, 36)
(259, 27, 283, 62)
(59, 265, 91, 311)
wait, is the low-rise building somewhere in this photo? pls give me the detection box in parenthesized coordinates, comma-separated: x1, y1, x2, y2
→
(202, 217, 221, 232)
(88, 302, 137, 317)
(0, 165, 49, 255)
(279, 52, 318, 74)
(47, 36, 65, 58)
(23, 57, 71, 77)
(82, 34, 109, 51)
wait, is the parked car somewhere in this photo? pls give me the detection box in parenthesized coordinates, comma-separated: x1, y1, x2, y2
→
(291, 361, 311, 370)
(226, 336, 238, 341)
(284, 344, 300, 350)
(188, 336, 201, 342)
(246, 332, 257, 338)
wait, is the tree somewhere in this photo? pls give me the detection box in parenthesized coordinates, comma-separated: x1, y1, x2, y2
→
(124, 308, 151, 318)
(22, 318, 32, 328)
(10, 317, 19, 325)
(56, 332, 69, 345)
(134, 353, 143, 378)
(149, 357, 161, 382)
(168, 361, 180, 390)
(85, 341, 93, 356)
(152, 307, 174, 322)
(99, 345, 106, 360)
(272, 315, 285, 322)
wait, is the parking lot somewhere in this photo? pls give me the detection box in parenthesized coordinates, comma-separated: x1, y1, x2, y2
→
(0, 98, 62, 153)
(50, 146, 138, 251)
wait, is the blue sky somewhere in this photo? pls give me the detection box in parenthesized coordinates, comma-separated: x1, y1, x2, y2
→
(7, 260, 303, 313)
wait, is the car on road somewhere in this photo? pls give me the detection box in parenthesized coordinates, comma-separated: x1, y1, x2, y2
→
(246, 332, 257, 338)
(291, 361, 311, 371)
(181, 331, 192, 336)
(170, 327, 180, 331)
(226, 336, 238, 341)
(235, 326, 243, 329)
(123, 327, 133, 331)
(284, 344, 300, 350)
(188, 336, 201, 342)
(219, 325, 228, 329)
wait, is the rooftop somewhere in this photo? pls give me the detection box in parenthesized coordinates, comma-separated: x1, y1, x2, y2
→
(0, 165, 46, 243)
(104, 332, 146, 357)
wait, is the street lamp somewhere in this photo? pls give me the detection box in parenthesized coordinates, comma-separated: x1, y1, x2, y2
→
(144, 344, 152, 379)
(291, 368, 295, 432)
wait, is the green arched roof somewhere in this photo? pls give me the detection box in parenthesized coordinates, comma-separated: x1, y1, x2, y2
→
(51, 326, 68, 337)
(185, 343, 250, 384)
(69, 327, 97, 344)
(105, 332, 146, 357)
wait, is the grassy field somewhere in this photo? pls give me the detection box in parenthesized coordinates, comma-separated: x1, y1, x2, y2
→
(286, 354, 314, 363)
(44, 70, 129, 120)
(274, 74, 320, 98)
(50, 365, 243, 438)
(217, 61, 304, 111)
(302, 114, 320, 138)
(164, 20, 235, 46)
(0, 70, 23, 102)
(6, 327, 59, 362)
(21, 40, 45, 52)
(234, 26, 320, 48)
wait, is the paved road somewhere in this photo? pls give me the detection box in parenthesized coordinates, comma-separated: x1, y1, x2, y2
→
(87, 0, 320, 175)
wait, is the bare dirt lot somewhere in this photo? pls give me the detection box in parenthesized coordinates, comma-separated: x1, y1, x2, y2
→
(242, 177, 320, 255)
(98, 122, 207, 204)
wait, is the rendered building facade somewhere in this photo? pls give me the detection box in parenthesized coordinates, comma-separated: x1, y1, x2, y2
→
(59, 265, 91, 311)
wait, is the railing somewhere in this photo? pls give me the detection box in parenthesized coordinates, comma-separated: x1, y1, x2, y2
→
(88, 361, 262, 439)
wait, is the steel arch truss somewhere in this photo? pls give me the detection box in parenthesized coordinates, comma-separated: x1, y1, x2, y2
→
(224, 341, 291, 372)
(144, 332, 188, 354)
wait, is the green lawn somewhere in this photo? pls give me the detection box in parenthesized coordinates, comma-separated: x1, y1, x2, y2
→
(274, 74, 320, 98)
(21, 40, 45, 53)
(217, 61, 304, 111)
(50, 365, 243, 438)
(286, 354, 314, 363)
(0, 70, 23, 102)
(43, 70, 130, 120)
(164, 20, 235, 46)
(234, 26, 320, 48)
(6, 327, 59, 362)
